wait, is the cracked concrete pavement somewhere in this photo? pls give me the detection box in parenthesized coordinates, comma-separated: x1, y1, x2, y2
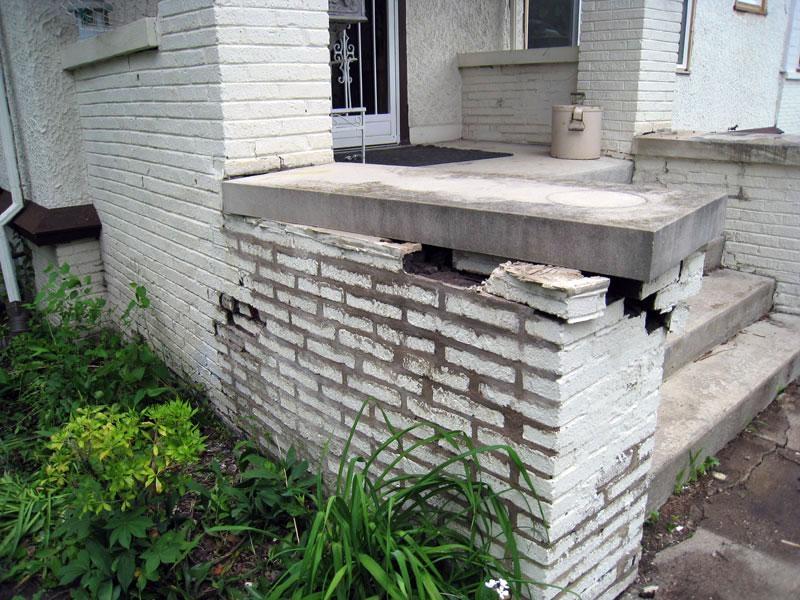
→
(621, 382, 800, 600)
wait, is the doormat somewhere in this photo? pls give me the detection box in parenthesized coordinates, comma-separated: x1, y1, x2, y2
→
(334, 144, 512, 167)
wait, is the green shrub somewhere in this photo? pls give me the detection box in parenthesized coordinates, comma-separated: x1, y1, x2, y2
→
(0, 264, 188, 470)
(40, 399, 205, 514)
(197, 441, 317, 534)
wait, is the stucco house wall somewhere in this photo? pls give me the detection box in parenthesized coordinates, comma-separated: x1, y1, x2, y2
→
(405, 0, 509, 143)
(779, 79, 800, 132)
(672, 0, 790, 132)
(0, 0, 90, 209)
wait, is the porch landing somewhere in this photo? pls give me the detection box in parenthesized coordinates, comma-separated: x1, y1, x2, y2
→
(427, 140, 633, 183)
(223, 160, 725, 282)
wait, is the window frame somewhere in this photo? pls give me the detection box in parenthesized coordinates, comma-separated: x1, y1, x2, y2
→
(677, 0, 696, 72)
(733, 0, 768, 15)
(524, 0, 581, 50)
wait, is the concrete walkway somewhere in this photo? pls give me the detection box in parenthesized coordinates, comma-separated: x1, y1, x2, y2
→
(621, 382, 800, 600)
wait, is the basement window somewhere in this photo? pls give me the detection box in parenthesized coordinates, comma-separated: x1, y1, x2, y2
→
(525, 0, 581, 48)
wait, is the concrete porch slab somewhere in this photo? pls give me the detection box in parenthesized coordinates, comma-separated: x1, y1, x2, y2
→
(223, 163, 726, 281)
(430, 140, 633, 183)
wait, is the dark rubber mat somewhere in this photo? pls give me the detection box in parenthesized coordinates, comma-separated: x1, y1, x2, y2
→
(334, 144, 512, 167)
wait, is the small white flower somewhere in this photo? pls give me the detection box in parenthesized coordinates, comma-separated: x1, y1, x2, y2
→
(485, 577, 511, 599)
(244, 581, 253, 588)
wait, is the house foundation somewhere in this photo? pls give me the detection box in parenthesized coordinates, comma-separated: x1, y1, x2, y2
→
(214, 210, 708, 599)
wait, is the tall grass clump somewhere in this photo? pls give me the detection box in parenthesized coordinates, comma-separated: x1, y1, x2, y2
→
(258, 404, 547, 600)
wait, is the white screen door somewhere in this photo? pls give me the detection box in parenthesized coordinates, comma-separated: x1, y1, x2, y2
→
(332, 0, 400, 149)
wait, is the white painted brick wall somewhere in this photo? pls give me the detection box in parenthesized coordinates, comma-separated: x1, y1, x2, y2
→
(578, 0, 683, 156)
(460, 62, 578, 145)
(634, 155, 800, 314)
(218, 217, 671, 600)
(68, 0, 333, 405)
(54, 239, 105, 289)
(216, 0, 333, 176)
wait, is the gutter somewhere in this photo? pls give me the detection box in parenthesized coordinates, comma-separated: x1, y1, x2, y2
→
(0, 55, 27, 333)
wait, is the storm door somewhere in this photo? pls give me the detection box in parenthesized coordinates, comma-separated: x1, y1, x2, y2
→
(331, 0, 400, 148)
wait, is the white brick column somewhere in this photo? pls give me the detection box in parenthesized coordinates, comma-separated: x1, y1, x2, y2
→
(215, 0, 334, 177)
(578, 0, 683, 156)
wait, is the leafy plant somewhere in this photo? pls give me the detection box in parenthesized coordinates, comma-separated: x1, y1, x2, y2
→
(40, 399, 205, 514)
(257, 403, 547, 600)
(48, 505, 200, 599)
(645, 510, 660, 527)
(0, 264, 185, 462)
(197, 441, 317, 536)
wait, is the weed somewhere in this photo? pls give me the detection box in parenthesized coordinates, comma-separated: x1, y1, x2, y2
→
(645, 510, 660, 527)
(674, 448, 720, 493)
(664, 515, 683, 534)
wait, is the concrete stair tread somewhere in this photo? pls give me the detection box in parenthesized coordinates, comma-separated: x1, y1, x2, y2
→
(648, 313, 800, 512)
(663, 269, 775, 378)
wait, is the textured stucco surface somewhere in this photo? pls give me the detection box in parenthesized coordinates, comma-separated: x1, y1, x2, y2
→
(0, 0, 156, 205)
(673, 0, 790, 131)
(405, 0, 509, 143)
(0, 0, 89, 207)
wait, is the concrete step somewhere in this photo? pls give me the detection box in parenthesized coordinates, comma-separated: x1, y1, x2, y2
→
(663, 269, 775, 379)
(647, 313, 800, 513)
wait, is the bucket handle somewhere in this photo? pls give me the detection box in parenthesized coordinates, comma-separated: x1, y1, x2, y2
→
(568, 106, 585, 131)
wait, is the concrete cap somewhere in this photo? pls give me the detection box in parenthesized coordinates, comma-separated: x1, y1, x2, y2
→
(633, 131, 800, 167)
(222, 163, 726, 282)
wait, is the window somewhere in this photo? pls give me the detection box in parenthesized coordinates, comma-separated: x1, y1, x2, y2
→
(525, 0, 580, 49)
(677, 0, 695, 71)
(734, 0, 768, 15)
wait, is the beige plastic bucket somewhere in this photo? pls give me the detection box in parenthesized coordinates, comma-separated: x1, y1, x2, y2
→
(550, 104, 602, 160)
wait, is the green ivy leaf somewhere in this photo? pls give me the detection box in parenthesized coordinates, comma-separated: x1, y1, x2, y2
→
(141, 529, 197, 576)
(114, 550, 136, 591)
(106, 510, 154, 549)
(58, 550, 91, 585)
(97, 579, 115, 600)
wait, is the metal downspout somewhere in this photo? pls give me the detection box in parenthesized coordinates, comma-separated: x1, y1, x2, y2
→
(0, 54, 28, 333)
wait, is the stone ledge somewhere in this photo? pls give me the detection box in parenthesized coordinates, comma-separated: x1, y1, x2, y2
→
(222, 163, 726, 282)
(62, 17, 159, 71)
(633, 131, 800, 167)
(457, 47, 578, 68)
(0, 192, 101, 246)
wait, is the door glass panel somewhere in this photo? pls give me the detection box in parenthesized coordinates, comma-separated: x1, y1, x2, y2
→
(331, 0, 390, 115)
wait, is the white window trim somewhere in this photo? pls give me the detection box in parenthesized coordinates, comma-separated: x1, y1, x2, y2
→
(677, 0, 695, 72)
(782, 0, 800, 79)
